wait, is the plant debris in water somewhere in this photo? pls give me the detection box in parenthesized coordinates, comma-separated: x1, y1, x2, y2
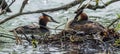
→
(14, 28, 120, 54)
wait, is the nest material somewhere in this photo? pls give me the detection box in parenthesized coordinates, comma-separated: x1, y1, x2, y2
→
(18, 28, 120, 54)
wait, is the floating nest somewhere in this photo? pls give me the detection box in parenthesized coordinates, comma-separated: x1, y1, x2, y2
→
(25, 28, 120, 54)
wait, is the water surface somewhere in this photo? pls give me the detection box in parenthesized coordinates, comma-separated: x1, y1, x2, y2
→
(0, 0, 120, 54)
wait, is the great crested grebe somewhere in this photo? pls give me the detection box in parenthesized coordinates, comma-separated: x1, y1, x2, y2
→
(65, 10, 105, 34)
(10, 13, 59, 44)
(0, 0, 12, 12)
(10, 13, 59, 34)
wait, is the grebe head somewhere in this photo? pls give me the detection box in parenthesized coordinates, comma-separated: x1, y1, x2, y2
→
(40, 13, 59, 23)
(74, 8, 88, 21)
(77, 12, 88, 21)
(39, 13, 59, 26)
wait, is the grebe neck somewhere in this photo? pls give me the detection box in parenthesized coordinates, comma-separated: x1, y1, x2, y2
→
(39, 19, 48, 29)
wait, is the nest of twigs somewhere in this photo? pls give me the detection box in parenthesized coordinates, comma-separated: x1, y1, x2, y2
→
(26, 28, 120, 54)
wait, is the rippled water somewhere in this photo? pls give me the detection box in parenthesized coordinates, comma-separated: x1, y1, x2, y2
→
(0, 0, 120, 54)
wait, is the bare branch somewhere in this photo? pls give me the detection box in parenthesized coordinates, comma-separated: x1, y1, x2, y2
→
(0, 0, 119, 24)
(4, 0, 15, 11)
(0, 13, 21, 24)
(107, 17, 120, 28)
(19, 0, 28, 13)
(0, 0, 5, 8)
(0, 0, 81, 24)
(0, 0, 15, 15)
(86, 0, 119, 10)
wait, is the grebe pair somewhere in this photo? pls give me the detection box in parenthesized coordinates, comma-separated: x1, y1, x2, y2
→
(10, 10, 105, 44)
(11, 11, 104, 35)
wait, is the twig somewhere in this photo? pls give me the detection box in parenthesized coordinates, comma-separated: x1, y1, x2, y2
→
(86, 0, 119, 10)
(0, 0, 119, 25)
(0, 0, 82, 24)
(19, 0, 28, 13)
(13, 30, 22, 44)
(20, 29, 31, 44)
(0, 0, 5, 8)
(100, 0, 106, 7)
(39, 24, 64, 31)
(4, 0, 15, 11)
(0, 0, 15, 15)
(107, 18, 120, 28)
(77, 0, 84, 10)
(54, 23, 66, 34)
(78, 0, 91, 10)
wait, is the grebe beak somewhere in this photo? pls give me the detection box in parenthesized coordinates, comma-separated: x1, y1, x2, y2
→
(74, 10, 83, 21)
(77, 16, 81, 21)
(48, 16, 59, 23)
(42, 13, 59, 23)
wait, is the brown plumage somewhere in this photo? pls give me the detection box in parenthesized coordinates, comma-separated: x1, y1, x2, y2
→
(10, 13, 59, 35)
(65, 11, 105, 34)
